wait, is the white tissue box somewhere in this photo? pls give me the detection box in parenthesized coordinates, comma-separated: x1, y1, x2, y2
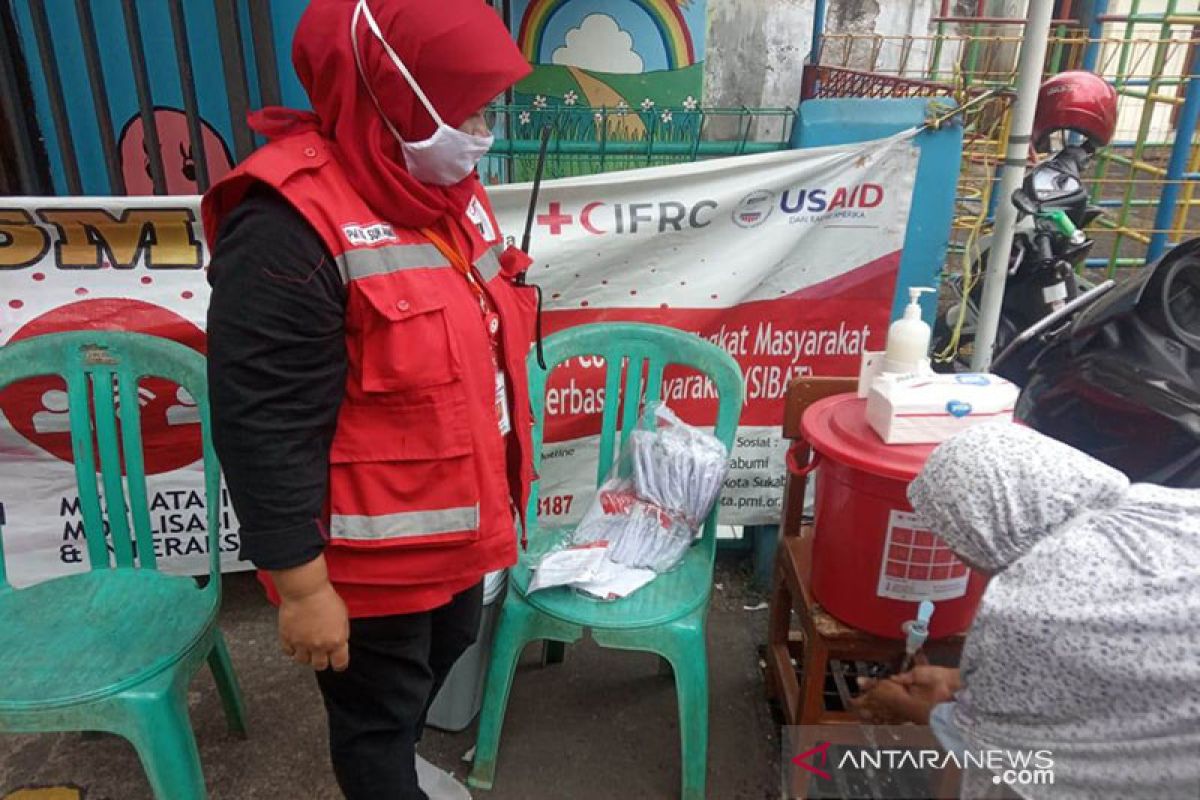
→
(866, 373, 1019, 444)
(857, 350, 934, 398)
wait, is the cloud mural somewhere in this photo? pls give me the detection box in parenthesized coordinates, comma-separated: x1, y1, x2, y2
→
(552, 14, 644, 74)
(509, 0, 707, 124)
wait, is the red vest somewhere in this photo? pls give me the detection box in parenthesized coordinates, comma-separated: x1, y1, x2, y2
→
(202, 132, 536, 600)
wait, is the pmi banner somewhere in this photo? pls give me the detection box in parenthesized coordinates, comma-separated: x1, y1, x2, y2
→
(0, 134, 916, 585)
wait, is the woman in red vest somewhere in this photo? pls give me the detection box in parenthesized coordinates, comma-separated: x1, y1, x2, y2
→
(203, 1, 537, 797)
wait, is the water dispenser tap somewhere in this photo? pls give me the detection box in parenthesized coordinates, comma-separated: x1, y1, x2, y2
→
(898, 600, 935, 673)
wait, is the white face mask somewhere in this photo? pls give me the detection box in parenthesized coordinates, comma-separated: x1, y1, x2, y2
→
(351, 1, 494, 186)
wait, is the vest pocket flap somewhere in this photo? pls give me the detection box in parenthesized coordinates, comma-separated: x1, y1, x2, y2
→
(351, 275, 461, 392)
(354, 275, 447, 322)
(330, 386, 472, 463)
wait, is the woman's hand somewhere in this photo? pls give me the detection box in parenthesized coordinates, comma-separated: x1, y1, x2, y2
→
(850, 666, 962, 725)
(270, 556, 351, 672)
(893, 666, 961, 705)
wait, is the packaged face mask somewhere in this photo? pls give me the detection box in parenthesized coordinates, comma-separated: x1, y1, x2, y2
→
(569, 403, 731, 575)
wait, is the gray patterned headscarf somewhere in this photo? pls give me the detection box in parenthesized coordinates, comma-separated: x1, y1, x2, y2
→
(910, 424, 1200, 799)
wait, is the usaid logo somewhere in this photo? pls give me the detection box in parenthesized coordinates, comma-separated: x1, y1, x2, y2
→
(779, 183, 886, 225)
(342, 222, 399, 247)
(732, 190, 775, 228)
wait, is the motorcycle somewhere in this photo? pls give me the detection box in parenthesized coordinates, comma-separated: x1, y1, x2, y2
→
(992, 237, 1200, 487)
(932, 143, 1103, 370)
(932, 69, 1118, 371)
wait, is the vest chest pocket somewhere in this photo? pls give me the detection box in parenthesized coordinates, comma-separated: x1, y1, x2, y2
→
(351, 276, 461, 393)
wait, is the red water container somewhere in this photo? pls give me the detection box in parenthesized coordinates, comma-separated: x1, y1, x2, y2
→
(796, 394, 989, 639)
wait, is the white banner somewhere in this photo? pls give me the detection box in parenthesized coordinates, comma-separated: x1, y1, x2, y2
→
(486, 132, 918, 528)
(0, 134, 917, 585)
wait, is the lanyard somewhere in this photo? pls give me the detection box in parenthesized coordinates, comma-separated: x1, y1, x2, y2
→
(421, 227, 501, 356)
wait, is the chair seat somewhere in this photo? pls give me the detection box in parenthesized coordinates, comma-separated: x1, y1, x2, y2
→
(0, 569, 215, 709)
(510, 528, 713, 629)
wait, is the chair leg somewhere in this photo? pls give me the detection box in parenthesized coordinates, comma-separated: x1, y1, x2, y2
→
(594, 607, 709, 800)
(207, 631, 248, 737)
(667, 628, 708, 800)
(469, 594, 580, 791)
(124, 688, 208, 800)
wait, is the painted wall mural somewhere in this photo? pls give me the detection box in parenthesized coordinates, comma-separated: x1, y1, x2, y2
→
(10, 0, 710, 193)
(508, 0, 708, 139)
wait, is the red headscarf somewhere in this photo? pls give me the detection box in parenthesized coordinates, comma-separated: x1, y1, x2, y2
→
(250, 0, 530, 229)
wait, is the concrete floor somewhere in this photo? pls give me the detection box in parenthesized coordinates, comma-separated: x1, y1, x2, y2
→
(0, 556, 781, 800)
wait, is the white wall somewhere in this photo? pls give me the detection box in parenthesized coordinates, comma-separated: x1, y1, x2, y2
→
(703, 0, 940, 139)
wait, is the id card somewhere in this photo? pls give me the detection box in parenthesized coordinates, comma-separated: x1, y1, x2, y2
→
(495, 370, 511, 436)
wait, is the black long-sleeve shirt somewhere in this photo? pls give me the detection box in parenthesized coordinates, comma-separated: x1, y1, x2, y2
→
(206, 185, 346, 570)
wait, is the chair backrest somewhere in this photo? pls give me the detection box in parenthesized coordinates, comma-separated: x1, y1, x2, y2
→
(526, 322, 744, 549)
(780, 376, 857, 540)
(0, 331, 220, 595)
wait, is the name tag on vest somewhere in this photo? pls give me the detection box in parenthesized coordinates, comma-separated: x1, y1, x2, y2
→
(467, 196, 497, 242)
(495, 370, 511, 436)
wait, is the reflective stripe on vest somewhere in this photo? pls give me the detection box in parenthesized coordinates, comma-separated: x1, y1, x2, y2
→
(475, 246, 501, 282)
(337, 243, 450, 282)
(330, 505, 480, 541)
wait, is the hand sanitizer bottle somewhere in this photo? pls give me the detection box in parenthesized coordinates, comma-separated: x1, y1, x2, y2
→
(883, 287, 936, 375)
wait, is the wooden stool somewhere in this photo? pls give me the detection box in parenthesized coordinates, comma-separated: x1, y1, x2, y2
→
(767, 378, 969, 798)
(765, 529, 967, 726)
(767, 377, 967, 726)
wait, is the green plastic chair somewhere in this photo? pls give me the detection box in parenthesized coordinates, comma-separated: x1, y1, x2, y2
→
(470, 323, 744, 800)
(0, 331, 246, 800)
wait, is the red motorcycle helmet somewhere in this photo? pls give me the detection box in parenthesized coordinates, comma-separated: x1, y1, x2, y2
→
(1032, 71, 1118, 152)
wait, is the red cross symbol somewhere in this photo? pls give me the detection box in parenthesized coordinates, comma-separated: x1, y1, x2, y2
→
(536, 202, 573, 235)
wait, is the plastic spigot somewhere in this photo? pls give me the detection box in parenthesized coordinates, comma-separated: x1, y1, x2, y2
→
(897, 600, 935, 673)
(905, 600, 935, 656)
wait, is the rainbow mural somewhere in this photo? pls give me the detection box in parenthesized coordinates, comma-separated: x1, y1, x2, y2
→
(503, 0, 707, 181)
(507, 0, 707, 119)
(517, 0, 696, 70)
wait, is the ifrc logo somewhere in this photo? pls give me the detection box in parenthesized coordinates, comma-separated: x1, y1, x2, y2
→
(342, 221, 399, 247)
(791, 741, 833, 780)
(534, 199, 718, 236)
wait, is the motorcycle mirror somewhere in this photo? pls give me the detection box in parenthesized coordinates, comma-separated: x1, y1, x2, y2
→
(1012, 188, 1038, 216)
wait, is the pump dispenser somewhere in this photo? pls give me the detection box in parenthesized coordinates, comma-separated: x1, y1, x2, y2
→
(856, 285, 938, 398)
(883, 287, 936, 374)
(860, 287, 1020, 444)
